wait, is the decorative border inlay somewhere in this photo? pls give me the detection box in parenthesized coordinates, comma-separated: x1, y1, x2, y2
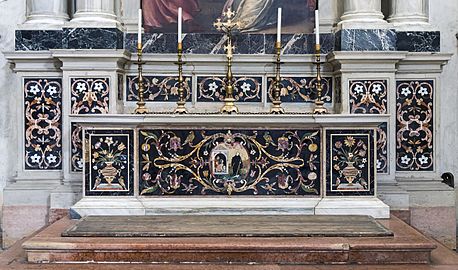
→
(71, 78, 110, 114)
(396, 80, 434, 171)
(85, 129, 134, 196)
(126, 75, 191, 102)
(376, 123, 388, 173)
(24, 78, 62, 170)
(326, 129, 375, 196)
(71, 123, 83, 172)
(139, 129, 321, 196)
(197, 76, 262, 102)
(267, 77, 333, 103)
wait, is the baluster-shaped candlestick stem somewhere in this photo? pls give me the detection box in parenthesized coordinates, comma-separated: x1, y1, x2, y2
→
(134, 45, 150, 114)
(313, 44, 327, 114)
(270, 41, 285, 114)
(174, 42, 188, 114)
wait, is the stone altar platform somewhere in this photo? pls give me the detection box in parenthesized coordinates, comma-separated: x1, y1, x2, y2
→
(22, 215, 436, 265)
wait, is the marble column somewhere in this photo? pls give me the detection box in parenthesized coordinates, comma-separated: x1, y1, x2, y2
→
(319, 0, 341, 32)
(388, 0, 430, 29)
(24, 0, 69, 26)
(71, 0, 119, 25)
(119, 0, 141, 32)
(338, 0, 388, 29)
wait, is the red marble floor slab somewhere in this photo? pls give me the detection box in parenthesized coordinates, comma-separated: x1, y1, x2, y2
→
(22, 215, 436, 265)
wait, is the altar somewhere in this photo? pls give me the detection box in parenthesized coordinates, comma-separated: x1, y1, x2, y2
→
(2, 0, 456, 254)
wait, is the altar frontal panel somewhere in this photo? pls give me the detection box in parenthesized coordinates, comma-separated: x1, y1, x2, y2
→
(139, 129, 321, 196)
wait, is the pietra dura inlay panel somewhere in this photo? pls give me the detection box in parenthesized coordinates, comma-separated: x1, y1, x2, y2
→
(349, 80, 388, 174)
(326, 129, 375, 197)
(396, 80, 434, 171)
(267, 76, 333, 103)
(85, 129, 134, 196)
(126, 75, 192, 102)
(71, 123, 83, 172)
(24, 78, 62, 170)
(139, 129, 321, 196)
(197, 76, 262, 102)
(71, 78, 110, 114)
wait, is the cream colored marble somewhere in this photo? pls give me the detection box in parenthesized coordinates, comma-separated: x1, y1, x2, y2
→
(23, 0, 68, 26)
(388, 0, 430, 30)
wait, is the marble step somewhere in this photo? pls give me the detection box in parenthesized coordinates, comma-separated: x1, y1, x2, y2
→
(23, 215, 435, 265)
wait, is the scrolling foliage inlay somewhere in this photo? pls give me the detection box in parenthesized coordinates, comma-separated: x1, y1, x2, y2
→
(24, 78, 62, 170)
(396, 80, 434, 171)
(139, 129, 321, 196)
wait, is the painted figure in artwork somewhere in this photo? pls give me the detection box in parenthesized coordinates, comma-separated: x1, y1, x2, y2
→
(214, 153, 227, 174)
(223, 0, 316, 32)
(142, 0, 201, 31)
(231, 153, 242, 176)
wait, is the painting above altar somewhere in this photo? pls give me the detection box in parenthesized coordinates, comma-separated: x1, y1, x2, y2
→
(142, 0, 317, 33)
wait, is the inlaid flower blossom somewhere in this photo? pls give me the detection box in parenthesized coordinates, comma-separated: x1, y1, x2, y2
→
(169, 136, 182, 152)
(418, 155, 429, 165)
(277, 136, 290, 151)
(401, 87, 411, 97)
(240, 82, 251, 92)
(354, 85, 364, 94)
(208, 81, 218, 92)
(372, 84, 382, 94)
(400, 155, 411, 164)
(29, 84, 41, 95)
(418, 86, 429, 96)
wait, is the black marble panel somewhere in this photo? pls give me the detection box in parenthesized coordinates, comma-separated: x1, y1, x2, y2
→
(15, 30, 62, 51)
(63, 28, 123, 49)
(71, 123, 83, 172)
(139, 129, 321, 196)
(396, 80, 434, 171)
(326, 129, 375, 196)
(197, 76, 262, 102)
(126, 75, 192, 102)
(24, 78, 62, 170)
(85, 129, 134, 196)
(71, 78, 110, 114)
(267, 76, 333, 103)
(335, 29, 396, 51)
(125, 33, 335, 54)
(396, 31, 440, 52)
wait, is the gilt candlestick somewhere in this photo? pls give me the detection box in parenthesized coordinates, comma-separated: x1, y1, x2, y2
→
(174, 42, 188, 114)
(313, 44, 327, 114)
(270, 41, 285, 114)
(134, 44, 149, 114)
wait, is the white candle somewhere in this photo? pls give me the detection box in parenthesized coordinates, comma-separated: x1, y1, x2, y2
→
(178, 7, 182, 43)
(277, 8, 282, 43)
(315, 9, 320, 45)
(138, 9, 142, 46)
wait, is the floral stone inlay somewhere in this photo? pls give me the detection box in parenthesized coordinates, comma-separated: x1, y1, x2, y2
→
(24, 78, 62, 170)
(267, 77, 332, 103)
(197, 76, 262, 102)
(139, 129, 321, 196)
(326, 129, 375, 196)
(396, 80, 434, 171)
(71, 78, 110, 114)
(127, 75, 191, 102)
(85, 129, 134, 196)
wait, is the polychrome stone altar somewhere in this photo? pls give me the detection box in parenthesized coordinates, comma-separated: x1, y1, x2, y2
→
(70, 114, 390, 218)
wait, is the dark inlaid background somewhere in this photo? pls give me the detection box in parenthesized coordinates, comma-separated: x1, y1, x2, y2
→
(197, 76, 262, 102)
(85, 129, 134, 196)
(396, 80, 434, 172)
(139, 129, 321, 196)
(24, 78, 62, 170)
(326, 129, 375, 197)
(267, 76, 333, 103)
(126, 75, 192, 102)
(71, 78, 110, 114)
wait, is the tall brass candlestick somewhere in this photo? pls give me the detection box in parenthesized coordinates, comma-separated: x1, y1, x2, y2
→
(134, 43, 150, 114)
(174, 42, 188, 114)
(270, 41, 285, 114)
(313, 44, 327, 114)
(214, 8, 239, 114)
